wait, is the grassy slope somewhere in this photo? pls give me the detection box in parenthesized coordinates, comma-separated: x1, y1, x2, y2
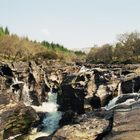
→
(0, 34, 85, 63)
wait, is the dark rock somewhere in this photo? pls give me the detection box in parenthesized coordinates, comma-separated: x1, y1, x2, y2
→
(28, 72, 36, 86)
(0, 64, 13, 77)
(58, 81, 85, 114)
(116, 93, 140, 104)
(90, 95, 101, 109)
(121, 75, 140, 93)
(121, 70, 133, 75)
(94, 69, 108, 88)
(5, 77, 13, 88)
(29, 90, 40, 106)
(40, 83, 49, 102)
(59, 110, 75, 126)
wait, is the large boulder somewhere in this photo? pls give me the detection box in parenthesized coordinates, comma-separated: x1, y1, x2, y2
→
(58, 74, 86, 114)
(53, 111, 113, 140)
(0, 103, 39, 140)
(103, 108, 140, 140)
(121, 75, 140, 93)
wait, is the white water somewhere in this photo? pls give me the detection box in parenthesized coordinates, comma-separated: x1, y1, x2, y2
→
(105, 95, 120, 110)
(29, 92, 62, 140)
(12, 77, 24, 85)
(105, 93, 140, 110)
(79, 66, 90, 73)
(11, 77, 62, 139)
(118, 82, 122, 95)
(10, 77, 24, 102)
(22, 83, 33, 106)
(104, 82, 122, 110)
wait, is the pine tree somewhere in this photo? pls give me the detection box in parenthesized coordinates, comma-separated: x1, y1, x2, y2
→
(5, 27, 9, 35)
(0, 27, 5, 36)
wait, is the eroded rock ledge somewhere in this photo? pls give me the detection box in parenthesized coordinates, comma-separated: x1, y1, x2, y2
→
(0, 60, 140, 140)
(53, 110, 113, 140)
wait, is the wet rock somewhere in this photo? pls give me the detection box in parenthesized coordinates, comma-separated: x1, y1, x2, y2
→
(94, 68, 108, 87)
(59, 110, 75, 126)
(0, 64, 13, 77)
(58, 74, 86, 114)
(40, 82, 49, 102)
(90, 95, 101, 109)
(0, 103, 39, 140)
(29, 90, 40, 106)
(121, 75, 140, 93)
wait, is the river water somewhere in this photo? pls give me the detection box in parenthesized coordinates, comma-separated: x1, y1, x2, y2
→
(28, 92, 62, 140)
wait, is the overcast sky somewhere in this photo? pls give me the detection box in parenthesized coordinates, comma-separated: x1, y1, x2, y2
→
(0, 0, 140, 49)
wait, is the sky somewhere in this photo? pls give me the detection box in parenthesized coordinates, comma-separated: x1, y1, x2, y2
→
(0, 0, 140, 49)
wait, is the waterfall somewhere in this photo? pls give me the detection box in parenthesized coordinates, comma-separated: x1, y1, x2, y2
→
(10, 77, 24, 102)
(105, 95, 120, 110)
(29, 92, 62, 140)
(22, 83, 33, 106)
(105, 93, 140, 110)
(12, 77, 24, 85)
(118, 82, 122, 95)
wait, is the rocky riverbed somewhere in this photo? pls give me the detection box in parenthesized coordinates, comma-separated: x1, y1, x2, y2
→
(0, 60, 140, 140)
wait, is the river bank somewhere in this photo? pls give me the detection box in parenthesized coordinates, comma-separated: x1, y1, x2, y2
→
(0, 60, 140, 140)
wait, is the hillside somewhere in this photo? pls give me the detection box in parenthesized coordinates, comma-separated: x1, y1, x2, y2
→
(0, 26, 85, 63)
(86, 32, 140, 64)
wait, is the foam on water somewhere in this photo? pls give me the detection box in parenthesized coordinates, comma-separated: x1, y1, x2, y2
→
(118, 82, 122, 95)
(29, 92, 62, 140)
(12, 77, 24, 85)
(105, 93, 140, 110)
(105, 95, 120, 110)
(22, 83, 33, 106)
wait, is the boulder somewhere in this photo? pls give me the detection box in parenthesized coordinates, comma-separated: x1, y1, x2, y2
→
(0, 64, 13, 77)
(103, 108, 140, 140)
(96, 85, 113, 107)
(58, 74, 86, 114)
(0, 103, 39, 140)
(53, 111, 113, 140)
(0, 92, 10, 106)
(121, 75, 140, 93)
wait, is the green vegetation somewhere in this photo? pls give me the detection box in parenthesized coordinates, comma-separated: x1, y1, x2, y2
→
(0, 26, 85, 62)
(1, 26, 139, 64)
(41, 41, 86, 61)
(87, 31, 140, 64)
(41, 41, 70, 52)
(0, 26, 9, 36)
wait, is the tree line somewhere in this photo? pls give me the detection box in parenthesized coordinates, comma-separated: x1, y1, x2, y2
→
(0, 26, 9, 36)
(1, 26, 139, 64)
(86, 31, 140, 64)
(0, 26, 85, 62)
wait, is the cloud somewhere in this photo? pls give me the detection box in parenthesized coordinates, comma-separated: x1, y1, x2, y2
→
(40, 28, 50, 37)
